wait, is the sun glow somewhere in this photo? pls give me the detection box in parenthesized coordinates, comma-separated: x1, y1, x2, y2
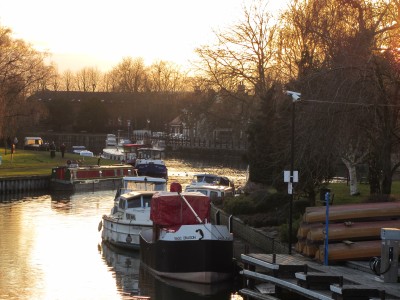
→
(0, 0, 288, 72)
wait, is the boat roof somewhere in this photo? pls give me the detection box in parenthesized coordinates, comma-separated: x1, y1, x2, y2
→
(185, 184, 233, 191)
(61, 164, 133, 170)
(137, 147, 164, 152)
(122, 176, 166, 183)
(120, 190, 159, 199)
(123, 143, 145, 148)
(193, 173, 232, 181)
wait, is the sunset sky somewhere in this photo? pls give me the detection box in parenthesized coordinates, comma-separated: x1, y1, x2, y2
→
(0, 0, 288, 72)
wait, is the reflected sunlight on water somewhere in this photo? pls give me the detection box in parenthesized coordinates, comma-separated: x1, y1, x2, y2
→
(0, 191, 123, 300)
(0, 157, 247, 299)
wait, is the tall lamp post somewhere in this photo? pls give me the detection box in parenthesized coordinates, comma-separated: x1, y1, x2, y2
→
(286, 90, 301, 255)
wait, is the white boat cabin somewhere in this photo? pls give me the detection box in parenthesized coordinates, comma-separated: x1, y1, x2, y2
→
(119, 176, 167, 195)
(191, 173, 234, 187)
(117, 191, 155, 212)
(184, 184, 234, 202)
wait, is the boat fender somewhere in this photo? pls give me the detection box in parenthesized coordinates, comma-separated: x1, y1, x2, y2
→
(196, 229, 204, 240)
(126, 234, 132, 243)
(98, 220, 102, 232)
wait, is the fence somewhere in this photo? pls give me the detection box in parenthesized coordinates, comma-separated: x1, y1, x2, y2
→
(211, 205, 288, 254)
(19, 132, 248, 155)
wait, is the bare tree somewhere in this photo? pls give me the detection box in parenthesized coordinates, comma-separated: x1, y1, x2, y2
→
(110, 57, 146, 92)
(0, 26, 51, 140)
(147, 60, 187, 92)
(74, 67, 102, 92)
(280, 0, 400, 197)
(60, 69, 76, 91)
(195, 0, 278, 99)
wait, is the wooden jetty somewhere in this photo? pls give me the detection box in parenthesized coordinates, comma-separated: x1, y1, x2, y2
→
(240, 253, 400, 300)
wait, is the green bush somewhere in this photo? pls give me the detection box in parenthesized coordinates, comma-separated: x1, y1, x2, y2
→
(223, 195, 257, 215)
(293, 198, 311, 216)
(253, 192, 290, 212)
(223, 191, 291, 216)
(279, 216, 302, 243)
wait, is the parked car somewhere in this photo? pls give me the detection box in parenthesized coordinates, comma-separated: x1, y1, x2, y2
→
(71, 145, 94, 157)
(71, 145, 86, 154)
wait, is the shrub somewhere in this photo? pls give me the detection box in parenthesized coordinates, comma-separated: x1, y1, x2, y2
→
(293, 198, 311, 217)
(279, 216, 302, 243)
(223, 195, 257, 215)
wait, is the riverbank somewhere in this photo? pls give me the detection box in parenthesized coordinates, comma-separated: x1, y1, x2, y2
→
(0, 148, 110, 177)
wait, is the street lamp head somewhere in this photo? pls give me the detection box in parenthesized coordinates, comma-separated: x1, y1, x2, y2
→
(286, 90, 301, 102)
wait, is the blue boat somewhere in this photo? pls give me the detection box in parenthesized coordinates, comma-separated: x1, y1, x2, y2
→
(135, 148, 168, 179)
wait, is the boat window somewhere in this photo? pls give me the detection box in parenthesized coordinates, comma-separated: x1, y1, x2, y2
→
(203, 176, 217, 184)
(154, 183, 166, 191)
(118, 199, 126, 210)
(126, 213, 136, 220)
(127, 197, 142, 208)
(142, 195, 153, 208)
(196, 189, 208, 196)
(209, 191, 219, 200)
(127, 182, 156, 191)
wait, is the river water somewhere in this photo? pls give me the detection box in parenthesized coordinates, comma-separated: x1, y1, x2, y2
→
(0, 157, 248, 300)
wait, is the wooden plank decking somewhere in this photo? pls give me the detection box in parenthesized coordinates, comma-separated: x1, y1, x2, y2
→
(240, 253, 400, 300)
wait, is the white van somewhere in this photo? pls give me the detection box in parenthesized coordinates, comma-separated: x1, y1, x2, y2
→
(24, 137, 45, 150)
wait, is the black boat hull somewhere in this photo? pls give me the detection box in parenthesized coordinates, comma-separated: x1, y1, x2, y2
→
(139, 227, 234, 283)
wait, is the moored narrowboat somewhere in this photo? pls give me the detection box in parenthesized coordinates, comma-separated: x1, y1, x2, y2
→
(50, 163, 136, 191)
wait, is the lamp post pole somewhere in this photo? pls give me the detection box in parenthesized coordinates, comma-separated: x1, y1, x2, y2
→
(289, 100, 295, 254)
(286, 90, 301, 255)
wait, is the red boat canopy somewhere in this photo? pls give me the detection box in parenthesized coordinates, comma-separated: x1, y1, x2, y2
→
(150, 192, 211, 226)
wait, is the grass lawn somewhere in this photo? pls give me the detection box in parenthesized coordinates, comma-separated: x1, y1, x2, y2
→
(0, 147, 115, 177)
(320, 181, 400, 205)
(1, 147, 399, 204)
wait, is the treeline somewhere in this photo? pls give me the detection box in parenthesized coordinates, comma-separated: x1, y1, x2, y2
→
(1, 0, 400, 203)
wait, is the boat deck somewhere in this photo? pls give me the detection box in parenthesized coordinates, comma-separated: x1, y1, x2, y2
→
(240, 253, 400, 300)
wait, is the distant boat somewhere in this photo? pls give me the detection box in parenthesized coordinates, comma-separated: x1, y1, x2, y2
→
(184, 184, 234, 203)
(135, 148, 168, 179)
(189, 173, 235, 192)
(139, 191, 234, 284)
(101, 143, 141, 163)
(50, 163, 135, 191)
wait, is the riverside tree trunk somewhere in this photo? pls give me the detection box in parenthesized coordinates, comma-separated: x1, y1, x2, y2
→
(342, 159, 359, 196)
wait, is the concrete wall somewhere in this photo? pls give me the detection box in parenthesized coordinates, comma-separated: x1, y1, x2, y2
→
(0, 175, 50, 195)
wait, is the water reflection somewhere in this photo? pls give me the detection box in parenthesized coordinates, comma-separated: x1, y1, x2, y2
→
(0, 191, 119, 300)
(0, 190, 46, 203)
(0, 157, 247, 299)
(139, 264, 235, 300)
(99, 241, 235, 300)
(100, 242, 141, 296)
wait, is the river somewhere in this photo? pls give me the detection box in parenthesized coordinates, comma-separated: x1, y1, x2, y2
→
(0, 157, 248, 300)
